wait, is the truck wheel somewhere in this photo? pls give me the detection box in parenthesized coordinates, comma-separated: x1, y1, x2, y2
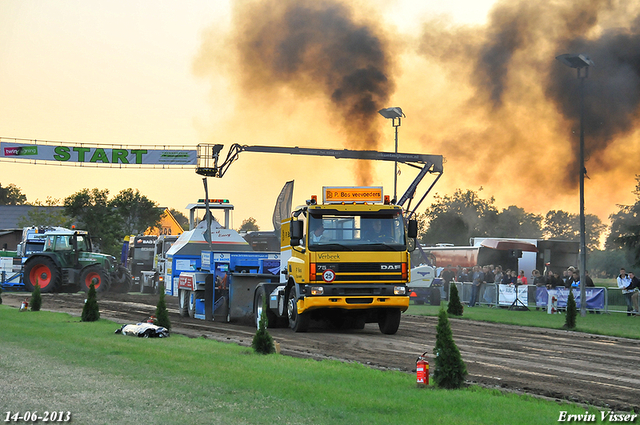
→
(111, 266, 132, 293)
(378, 309, 401, 335)
(81, 265, 110, 293)
(24, 257, 60, 293)
(430, 287, 441, 306)
(152, 272, 160, 294)
(287, 288, 309, 332)
(178, 289, 189, 317)
(254, 286, 279, 329)
(187, 290, 195, 318)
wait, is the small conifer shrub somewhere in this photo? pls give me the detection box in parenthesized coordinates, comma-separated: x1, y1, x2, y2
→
(252, 296, 275, 354)
(447, 284, 464, 316)
(433, 309, 467, 389)
(564, 290, 577, 329)
(30, 282, 42, 312)
(81, 281, 100, 322)
(154, 284, 171, 330)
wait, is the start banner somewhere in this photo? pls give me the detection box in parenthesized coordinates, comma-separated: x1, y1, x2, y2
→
(1, 142, 197, 166)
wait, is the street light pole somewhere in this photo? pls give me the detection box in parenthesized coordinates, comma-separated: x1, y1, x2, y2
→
(378, 107, 405, 202)
(578, 68, 587, 318)
(393, 117, 401, 201)
(556, 53, 593, 317)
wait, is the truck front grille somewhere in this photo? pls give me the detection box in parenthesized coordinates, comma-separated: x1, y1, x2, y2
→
(315, 262, 403, 283)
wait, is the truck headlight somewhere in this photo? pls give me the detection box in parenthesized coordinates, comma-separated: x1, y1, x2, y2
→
(394, 286, 407, 295)
(310, 286, 324, 295)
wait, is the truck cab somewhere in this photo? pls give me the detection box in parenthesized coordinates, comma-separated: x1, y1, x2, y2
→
(150, 234, 178, 293)
(127, 235, 157, 291)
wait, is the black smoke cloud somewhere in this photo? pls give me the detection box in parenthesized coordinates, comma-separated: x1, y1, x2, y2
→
(230, 0, 395, 183)
(548, 25, 640, 180)
(420, 0, 640, 188)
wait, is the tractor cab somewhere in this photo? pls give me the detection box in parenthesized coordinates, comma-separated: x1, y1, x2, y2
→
(44, 232, 90, 253)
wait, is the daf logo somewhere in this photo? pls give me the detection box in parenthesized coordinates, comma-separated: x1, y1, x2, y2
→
(381, 264, 401, 270)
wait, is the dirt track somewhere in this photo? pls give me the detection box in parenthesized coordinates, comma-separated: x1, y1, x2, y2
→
(3, 291, 639, 412)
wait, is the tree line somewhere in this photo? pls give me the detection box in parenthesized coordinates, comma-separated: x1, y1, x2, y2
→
(417, 178, 640, 277)
(1, 182, 263, 257)
(4, 179, 640, 276)
(1, 183, 180, 256)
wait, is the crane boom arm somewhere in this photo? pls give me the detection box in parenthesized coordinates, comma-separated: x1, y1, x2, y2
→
(195, 143, 443, 215)
(196, 143, 442, 177)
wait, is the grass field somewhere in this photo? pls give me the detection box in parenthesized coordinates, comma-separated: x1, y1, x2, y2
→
(407, 303, 640, 340)
(0, 305, 598, 425)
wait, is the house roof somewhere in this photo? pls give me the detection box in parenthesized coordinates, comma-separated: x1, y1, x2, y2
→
(0, 205, 66, 230)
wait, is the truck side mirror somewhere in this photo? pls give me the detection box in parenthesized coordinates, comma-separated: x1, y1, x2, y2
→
(407, 219, 418, 239)
(290, 220, 303, 246)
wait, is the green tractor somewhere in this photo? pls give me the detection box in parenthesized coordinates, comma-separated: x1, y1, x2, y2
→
(23, 229, 132, 294)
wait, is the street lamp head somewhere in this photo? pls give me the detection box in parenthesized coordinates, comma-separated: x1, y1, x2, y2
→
(556, 53, 594, 69)
(378, 107, 405, 119)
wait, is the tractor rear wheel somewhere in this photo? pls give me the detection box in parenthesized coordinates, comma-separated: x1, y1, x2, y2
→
(24, 257, 61, 293)
(80, 265, 110, 293)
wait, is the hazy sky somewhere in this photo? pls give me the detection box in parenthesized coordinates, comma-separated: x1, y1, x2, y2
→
(1, 0, 638, 231)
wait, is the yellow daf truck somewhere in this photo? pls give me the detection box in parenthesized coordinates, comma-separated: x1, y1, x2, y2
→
(195, 143, 443, 334)
(281, 186, 417, 334)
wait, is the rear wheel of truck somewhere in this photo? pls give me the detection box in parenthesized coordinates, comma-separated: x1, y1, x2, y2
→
(378, 308, 401, 335)
(287, 288, 309, 332)
(430, 287, 441, 306)
(81, 265, 110, 293)
(110, 266, 132, 293)
(24, 257, 60, 293)
(178, 289, 189, 317)
(254, 286, 279, 329)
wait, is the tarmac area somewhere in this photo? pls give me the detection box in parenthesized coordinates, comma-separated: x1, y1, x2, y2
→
(3, 291, 639, 412)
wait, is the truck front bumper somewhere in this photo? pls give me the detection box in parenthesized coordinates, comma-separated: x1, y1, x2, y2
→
(298, 295, 409, 314)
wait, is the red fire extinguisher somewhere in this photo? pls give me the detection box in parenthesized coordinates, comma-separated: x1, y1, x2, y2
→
(416, 352, 429, 387)
(19, 299, 29, 312)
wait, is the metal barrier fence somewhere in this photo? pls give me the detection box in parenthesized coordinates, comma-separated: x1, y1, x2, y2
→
(448, 282, 637, 315)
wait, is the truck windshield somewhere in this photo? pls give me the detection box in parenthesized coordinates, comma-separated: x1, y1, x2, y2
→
(133, 247, 154, 261)
(25, 242, 45, 255)
(308, 213, 406, 251)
